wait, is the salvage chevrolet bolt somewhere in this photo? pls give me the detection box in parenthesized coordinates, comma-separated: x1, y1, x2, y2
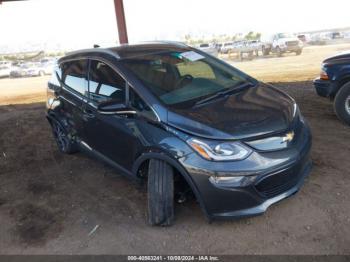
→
(46, 42, 312, 226)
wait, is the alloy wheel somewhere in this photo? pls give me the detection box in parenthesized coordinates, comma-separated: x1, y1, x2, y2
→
(52, 122, 68, 152)
(346, 95, 350, 115)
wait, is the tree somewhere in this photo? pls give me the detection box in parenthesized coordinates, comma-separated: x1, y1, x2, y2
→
(244, 32, 261, 40)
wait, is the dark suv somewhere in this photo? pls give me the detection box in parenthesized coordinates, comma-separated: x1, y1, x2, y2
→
(46, 42, 312, 226)
(313, 51, 350, 125)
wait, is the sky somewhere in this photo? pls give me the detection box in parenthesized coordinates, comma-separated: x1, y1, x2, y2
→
(0, 0, 349, 52)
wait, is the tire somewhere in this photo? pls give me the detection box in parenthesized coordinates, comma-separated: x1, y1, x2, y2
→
(276, 46, 282, 57)
(296, 49, 302, 55)
(334, 82, 350, 126)
(262, 46, 270, 56)
(239, 52, 244, 61)
(50, 120, 78, 154)
(248, 51, 254, 60)
(147, 159, 174, 226)
(39, 71, 45, 77)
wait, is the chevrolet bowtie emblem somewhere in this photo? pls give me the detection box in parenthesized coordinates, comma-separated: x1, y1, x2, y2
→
(282, 131, 295, 143)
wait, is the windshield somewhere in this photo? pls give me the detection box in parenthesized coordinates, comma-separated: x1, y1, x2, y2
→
(121, 50, 255, 107)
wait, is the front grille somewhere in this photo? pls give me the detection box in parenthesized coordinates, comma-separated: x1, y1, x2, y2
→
(286, 41, 299, 46)
(255, 164, 302, 198)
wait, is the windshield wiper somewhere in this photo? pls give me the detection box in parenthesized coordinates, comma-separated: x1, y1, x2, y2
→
(194, 82, 254, 107)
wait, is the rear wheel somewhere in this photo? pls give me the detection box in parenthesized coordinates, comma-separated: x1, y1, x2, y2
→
(248, 51, 254, 60)
(239, 52, 244, 61)
(334, 82, 350, 126)
(147, 159, 174, 226)
(50, 120, 78, 154)
(39, 71, 45, 77)
(262, 46, 270, 56)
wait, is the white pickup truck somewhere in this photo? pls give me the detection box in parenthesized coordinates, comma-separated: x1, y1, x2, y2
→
(197, 43, 218, 57)
(261, 33, 303, 56)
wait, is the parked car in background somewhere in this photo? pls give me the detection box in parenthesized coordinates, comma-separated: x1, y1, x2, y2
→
(0, 61, 12, 68)
(10, 64, 30, 77)
(309, 34, 328, 45)
(344, 31, 350, 39)
(214, 43, 223, 52)
(40, 57, 58, 65)
(220, 42, 234, 54)
(297, 34, 311, 43)
(197, 43, 218, 57)
(232, 41, 258, 60)
(0, 65, 11, 78)
(27, 62, 54, 76)
(248, 40, 261, 55)
(46, 42, 312, 226)
(330, 32, 344, 39)
(10, 62, 53, 77)
(314, 51, 350, 125)
(261, 33, 303, 56)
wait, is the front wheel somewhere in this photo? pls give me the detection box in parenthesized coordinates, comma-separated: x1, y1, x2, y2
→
(334, 82, 350, 126)
(262, 46, 270, 56)
(276, 46, 282, 57)
(147, 159, 174, 226)
(296, 49, 302, 55)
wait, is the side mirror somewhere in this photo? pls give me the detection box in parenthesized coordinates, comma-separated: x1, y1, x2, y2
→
(97, 101, 137, 116)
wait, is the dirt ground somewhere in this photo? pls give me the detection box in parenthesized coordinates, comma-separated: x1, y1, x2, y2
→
(0, 44, 350, 255)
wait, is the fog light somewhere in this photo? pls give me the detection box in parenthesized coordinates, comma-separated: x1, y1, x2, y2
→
(209, 175, 257, 187)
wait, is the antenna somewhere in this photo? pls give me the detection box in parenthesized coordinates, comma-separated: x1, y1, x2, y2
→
(93, 44, 100, 48)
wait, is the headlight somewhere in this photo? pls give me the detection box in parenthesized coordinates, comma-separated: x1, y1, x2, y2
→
(187, 138, 252, 161)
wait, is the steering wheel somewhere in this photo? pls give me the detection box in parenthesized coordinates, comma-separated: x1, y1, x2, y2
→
(175, 74, 193, 88)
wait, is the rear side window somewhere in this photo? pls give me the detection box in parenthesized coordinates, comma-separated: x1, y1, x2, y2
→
(88, 60, 126, 106)
(61, 60, 88, 95)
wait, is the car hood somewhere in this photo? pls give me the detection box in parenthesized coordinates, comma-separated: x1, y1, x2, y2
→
(323, 50, 350, 64)
(166, 83, 296, 140)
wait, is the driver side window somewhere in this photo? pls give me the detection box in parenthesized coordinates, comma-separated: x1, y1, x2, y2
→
(88, 60, 126, 106)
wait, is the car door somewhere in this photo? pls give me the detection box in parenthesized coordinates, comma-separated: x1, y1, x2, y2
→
(81, 59, 144, 172)
(59, 59, 88, 138)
